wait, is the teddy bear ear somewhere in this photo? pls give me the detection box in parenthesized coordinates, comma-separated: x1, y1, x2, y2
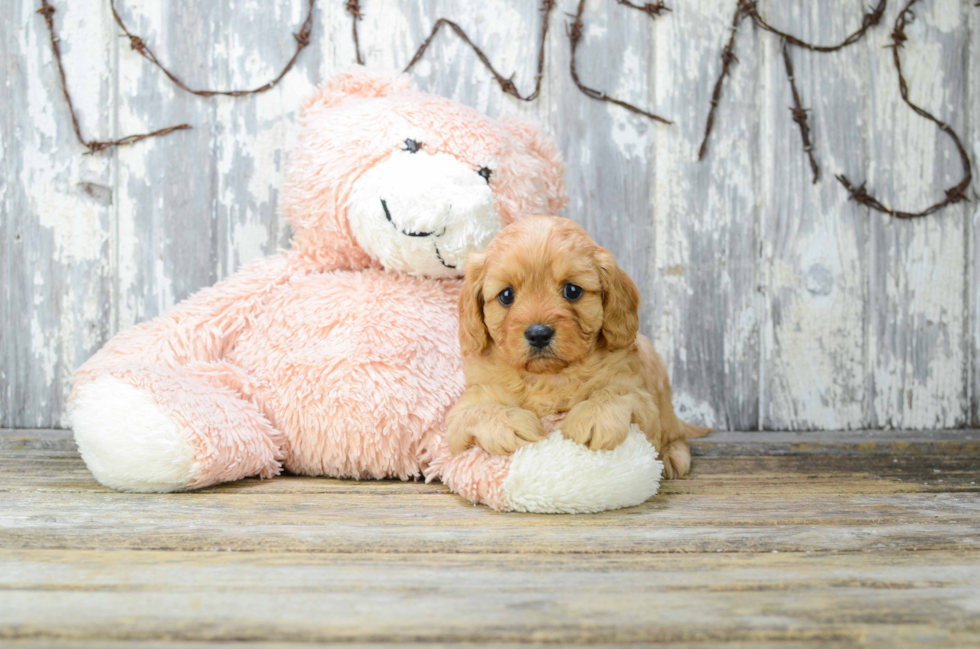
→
(303, 67, 413, 114)
(502, 118, 568, 216)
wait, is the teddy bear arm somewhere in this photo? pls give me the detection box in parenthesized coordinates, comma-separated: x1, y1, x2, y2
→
(73, 254, 311, 385)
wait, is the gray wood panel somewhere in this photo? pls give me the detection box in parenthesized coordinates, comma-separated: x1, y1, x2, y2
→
(970, 0, 979, 429)
(761, 2, 871, 430)
(2, 0, 978, 430)
(114, 0, 219, 331)
(865, 0, 971, 429)
(2, 0, 115, 427)
(209, 0, 322, 275)
(649, 0, 762, 431)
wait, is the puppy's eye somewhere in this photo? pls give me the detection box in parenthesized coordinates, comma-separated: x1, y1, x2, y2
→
(497, 287, 515, 307)
(562, 283, 583, 301)
(404, 139, 422, 153)
(478, 167, 492, 184)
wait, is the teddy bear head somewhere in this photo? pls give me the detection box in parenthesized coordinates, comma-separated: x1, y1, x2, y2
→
(281, 68, 567, 278)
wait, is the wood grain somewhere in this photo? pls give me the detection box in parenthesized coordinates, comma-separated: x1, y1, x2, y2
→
(2, 429, 980, 644)
(114, 0, 221, 332)
(1, 0, 115, 427)
(649, 0, 762, 431)
(2, 0, 979, 430)
(865, 0, 971, 428)
(970, 0, 980, 429)
(760, 2, 871, 430)
(2, 549, 980, 644)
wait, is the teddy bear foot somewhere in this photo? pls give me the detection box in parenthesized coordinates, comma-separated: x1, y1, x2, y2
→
(70, 375, 199, 492)
(70, 368, 285, 492)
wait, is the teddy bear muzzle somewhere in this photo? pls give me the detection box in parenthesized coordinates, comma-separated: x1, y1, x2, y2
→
(346, 149, 502, 279)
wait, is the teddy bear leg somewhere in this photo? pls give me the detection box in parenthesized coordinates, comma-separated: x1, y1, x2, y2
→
(432, 425, 664, 514)
(432, 443, 515, 511)
(70, 367, 284, 492)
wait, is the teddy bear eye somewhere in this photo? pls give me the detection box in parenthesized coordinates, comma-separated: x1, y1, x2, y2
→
(478, 167, 492, 184)
(497, 287, 515, 306)
(562, 283, 583, 301)
(404, 139, 422, 153)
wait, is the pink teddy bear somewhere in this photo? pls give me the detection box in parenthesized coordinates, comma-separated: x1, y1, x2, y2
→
(69, 69, 664, 513)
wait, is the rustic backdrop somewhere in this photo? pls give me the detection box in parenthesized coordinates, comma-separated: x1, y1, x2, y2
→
(2, 0, 978, 431)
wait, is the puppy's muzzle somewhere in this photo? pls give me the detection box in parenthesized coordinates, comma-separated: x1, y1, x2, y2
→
(524, 324, 555, 350)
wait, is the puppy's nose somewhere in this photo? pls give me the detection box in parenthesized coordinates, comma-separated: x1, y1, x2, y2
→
(524, 324, 555, 349)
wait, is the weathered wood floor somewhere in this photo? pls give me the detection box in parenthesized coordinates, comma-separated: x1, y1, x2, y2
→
(2, 429, 979, 647)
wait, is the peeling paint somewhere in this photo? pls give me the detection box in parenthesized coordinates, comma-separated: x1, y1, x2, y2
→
(2, 0, 976, 430)
(33, 182, 109, 262)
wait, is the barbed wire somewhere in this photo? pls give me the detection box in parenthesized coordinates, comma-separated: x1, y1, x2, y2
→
(38, 0, 315, 153)
(109, 0, 316, 97)
(36, 0, 190, 154)
(404, 0, 555, 102)
(347, 0, 364, 65)
(567, 0, 672, 123)
(755, 0, 884, 185)
(748, 0, 886, 52)
(699, 0, 971, 219)
(615, 0, 671, 16)
(698, 0, 752, 160)
(37, 0, 973, 219)
(699, 0, 885, 161)
(836, 0, 972, 218)
(781, 42, 818, 184)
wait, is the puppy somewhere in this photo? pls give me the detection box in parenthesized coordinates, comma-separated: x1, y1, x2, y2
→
(446, 216, 711, 478)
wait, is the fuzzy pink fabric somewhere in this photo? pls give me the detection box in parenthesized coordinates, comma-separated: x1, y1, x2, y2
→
(425, 414, 566, 511)
(431, 446, 513, 511)
(70, 68, 567, 505)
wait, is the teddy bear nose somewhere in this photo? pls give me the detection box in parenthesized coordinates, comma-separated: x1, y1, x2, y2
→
(524, 324, 554, 349)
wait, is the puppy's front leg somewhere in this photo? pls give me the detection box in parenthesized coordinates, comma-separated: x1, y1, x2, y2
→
(563, 391, 634, 451)
(447, 385, 546, 455)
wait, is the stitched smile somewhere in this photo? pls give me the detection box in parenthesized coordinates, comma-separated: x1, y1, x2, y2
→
(381, 199, 446, 238)
(434, 246, 456, 269)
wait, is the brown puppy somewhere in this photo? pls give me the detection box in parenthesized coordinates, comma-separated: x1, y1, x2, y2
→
(446, 216, 711, 478)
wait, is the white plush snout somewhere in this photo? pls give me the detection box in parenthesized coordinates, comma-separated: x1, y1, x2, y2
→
(347, 150, 501, 278)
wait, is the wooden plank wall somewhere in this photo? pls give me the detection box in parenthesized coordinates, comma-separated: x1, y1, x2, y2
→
(2, 0, 977, 431)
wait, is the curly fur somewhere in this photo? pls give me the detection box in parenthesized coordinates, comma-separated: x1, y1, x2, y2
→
(447, 216, 712, 478)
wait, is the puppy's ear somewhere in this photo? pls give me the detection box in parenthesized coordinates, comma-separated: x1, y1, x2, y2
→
(595, 247, 640, 350)
(459, 252, 491, 356)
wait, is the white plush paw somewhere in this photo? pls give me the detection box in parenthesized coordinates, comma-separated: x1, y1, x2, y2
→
(69, 375, 199, 492)
(501, 426, 663, 514)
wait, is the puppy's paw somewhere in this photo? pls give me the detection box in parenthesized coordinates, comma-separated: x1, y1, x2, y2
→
(660, 439, 692, 479)
(563, 398, 632, 451)
(446, 413, 475, 456)
(478, 406, 546, 455)
(447, 405, 546, 455)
